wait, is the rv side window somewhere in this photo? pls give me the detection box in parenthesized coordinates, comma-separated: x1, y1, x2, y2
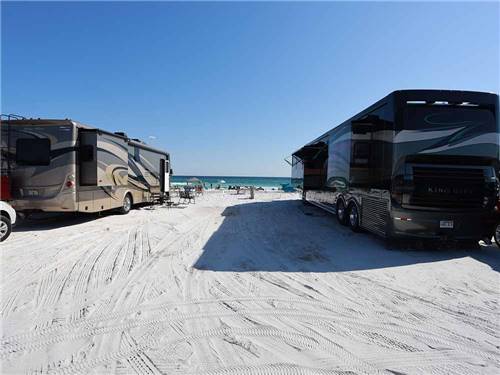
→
(353, 142, 370, 165)
(80, 145, 94, 162)
(16, 138, 50, 166)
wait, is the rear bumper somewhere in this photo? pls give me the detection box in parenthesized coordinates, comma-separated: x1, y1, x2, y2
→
(389, 208, 496, 240)
(11, 191, 77, 212)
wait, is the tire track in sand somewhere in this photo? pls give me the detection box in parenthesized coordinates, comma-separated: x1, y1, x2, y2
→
(5, 308, 494, 369)
(0, 295, 360, 352)
(46, 326, 345, 375)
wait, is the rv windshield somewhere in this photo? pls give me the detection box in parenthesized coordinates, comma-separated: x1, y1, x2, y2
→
(403, 106, 495, 131)
(16, 138, 51, 166)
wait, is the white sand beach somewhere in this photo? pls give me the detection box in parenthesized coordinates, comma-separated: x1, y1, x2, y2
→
(1, 190, 499, 374)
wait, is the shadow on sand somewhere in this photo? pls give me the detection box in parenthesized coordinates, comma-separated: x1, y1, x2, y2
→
(193, 199, 500, 273)
(13, 212, 103, 232)
(12, 204, 185, 232)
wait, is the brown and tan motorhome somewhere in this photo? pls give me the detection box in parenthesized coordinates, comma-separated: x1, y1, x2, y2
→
(0, 117, 171, 214)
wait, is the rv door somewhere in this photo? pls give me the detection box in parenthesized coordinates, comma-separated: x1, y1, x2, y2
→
(160, 158, 170, 193)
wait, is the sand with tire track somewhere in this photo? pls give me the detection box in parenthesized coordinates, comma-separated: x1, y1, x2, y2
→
(1, 190, 500, 374)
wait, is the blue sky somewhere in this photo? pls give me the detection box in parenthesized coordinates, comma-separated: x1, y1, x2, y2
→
(2, 1, 499, 177)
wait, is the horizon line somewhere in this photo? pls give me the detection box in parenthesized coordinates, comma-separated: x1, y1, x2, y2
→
(172, 174, 290, 178)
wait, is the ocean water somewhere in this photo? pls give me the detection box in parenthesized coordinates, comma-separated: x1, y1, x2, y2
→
(171, 175, 291, 189)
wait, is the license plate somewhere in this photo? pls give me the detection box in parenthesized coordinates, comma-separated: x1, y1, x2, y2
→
(440, 220, 454, 229)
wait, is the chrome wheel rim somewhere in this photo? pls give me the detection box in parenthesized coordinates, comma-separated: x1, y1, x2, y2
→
(0, 221, 8, 240)
(337, 203, 344, 220)
(124, 196, 131, 211)
(349, 206, 358, 227)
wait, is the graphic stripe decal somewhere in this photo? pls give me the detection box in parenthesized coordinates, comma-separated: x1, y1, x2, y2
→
(394, 128, 465, 143)
(420, 133, 499, 154)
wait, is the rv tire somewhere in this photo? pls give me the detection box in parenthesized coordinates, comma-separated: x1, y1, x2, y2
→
(348, 203, 361, 232)
(0, 214, 12, 242)
(336, 199, 348, 226)
(118, 194, 132, 215)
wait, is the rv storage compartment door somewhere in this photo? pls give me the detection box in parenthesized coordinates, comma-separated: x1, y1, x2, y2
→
(79, 130, 128, 186)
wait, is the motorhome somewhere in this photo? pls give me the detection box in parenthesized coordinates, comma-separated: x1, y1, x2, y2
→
(291, 90, 499, 242)
(0, 118, 171, 214)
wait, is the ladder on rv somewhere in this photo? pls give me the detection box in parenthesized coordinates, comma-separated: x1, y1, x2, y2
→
(1, 114, 26, 175)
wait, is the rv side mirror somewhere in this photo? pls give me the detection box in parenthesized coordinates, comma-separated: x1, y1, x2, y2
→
(170, 168, 173, 175)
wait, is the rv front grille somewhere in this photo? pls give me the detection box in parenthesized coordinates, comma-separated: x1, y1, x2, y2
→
(361, 197, 389, 237)
(410, 166, 485, 209)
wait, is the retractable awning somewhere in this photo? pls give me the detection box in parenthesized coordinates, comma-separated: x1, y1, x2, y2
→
(292, 141, 327, 160)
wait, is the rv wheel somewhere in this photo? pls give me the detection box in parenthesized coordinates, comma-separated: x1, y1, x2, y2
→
(0, 215, 12, 242)
(336, 199, 348, 226)
(119, 194, 132, 215)
(348, 204, 361, 232)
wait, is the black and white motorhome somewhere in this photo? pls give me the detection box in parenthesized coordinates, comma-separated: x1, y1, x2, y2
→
(291, 90, 499, 242)
(0, 118, 171, 214)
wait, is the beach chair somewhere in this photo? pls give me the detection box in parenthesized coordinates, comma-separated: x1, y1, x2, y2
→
(179, 187, 196, 204)
(178, 190, 186, 204)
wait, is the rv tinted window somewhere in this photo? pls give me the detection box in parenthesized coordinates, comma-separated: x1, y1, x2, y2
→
(16, 138, 50, 166)
(403, 106, 495, 131)
(353, 142, 370, 165)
